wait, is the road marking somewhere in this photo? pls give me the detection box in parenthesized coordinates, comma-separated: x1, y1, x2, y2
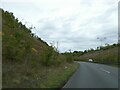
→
(100, 68, 111, 74)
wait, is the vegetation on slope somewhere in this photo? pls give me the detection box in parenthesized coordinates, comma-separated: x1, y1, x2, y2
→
(2, 8, 79, 88)
(72, 44, 119, 65)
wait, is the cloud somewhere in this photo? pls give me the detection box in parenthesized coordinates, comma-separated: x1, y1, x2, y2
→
(1, 0, 119, 52)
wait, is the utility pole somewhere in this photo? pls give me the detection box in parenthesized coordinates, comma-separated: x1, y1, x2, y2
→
(69, 49, 71, 53)
(97, 37, 106, 63)
(56, 41, 59, 52)
(97, 37, 106, 48)
(57, 41, 58, 51)
(55, 41, 59, 56)
(118, 35, 120, 44)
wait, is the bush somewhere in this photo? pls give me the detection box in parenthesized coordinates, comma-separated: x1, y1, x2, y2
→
(66, 54, 73, 63)
(40, 46, 54, 66)
(55, 54, 66, 65)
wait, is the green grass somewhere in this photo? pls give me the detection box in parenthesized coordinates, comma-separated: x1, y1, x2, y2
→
(41, 62, 79, 88)
(77, 47, 118, 65)
(2, 9, 80, 88)
(3, 61, 79, 88)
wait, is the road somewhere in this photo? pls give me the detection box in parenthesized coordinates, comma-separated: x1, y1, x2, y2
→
(63, 62, 118, 88)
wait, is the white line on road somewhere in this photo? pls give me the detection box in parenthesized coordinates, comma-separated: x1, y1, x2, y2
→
(100, 68, 111, 74)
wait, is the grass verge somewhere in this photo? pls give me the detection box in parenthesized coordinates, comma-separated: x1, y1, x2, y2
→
(3, 61, 79, 88)
(38, 62, 80, 88)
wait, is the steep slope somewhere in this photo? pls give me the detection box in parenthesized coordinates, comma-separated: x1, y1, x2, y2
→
(2, 8, 79, 88)
(2, 9, 49, 62)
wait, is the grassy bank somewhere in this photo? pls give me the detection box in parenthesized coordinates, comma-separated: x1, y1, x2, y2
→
(75, 47, 118, 65)
(40, 62, 79, 88)
(2, 8, 79, 88)
(3, 61, 79, 88)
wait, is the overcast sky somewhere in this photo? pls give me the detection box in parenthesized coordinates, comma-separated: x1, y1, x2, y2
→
(1, 0, 119, 52)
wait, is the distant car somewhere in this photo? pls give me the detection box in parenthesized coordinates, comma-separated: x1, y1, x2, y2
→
(88, 59, 93, 62)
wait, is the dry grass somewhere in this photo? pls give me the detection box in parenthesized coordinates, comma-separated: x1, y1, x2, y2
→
(79, 47, 118, 65)
(3, 60, 79, 88)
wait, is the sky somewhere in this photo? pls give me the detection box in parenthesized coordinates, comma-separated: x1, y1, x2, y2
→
(1, 0, 119, 52)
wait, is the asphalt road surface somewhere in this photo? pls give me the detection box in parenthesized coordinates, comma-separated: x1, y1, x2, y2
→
(63, 62, 118, 88)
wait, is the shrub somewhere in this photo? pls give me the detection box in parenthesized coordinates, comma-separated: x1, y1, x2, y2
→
(66, 54, 73, 63)
(40, 46, 54, 66)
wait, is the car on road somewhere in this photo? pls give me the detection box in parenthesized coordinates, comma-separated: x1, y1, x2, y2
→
(88, 59, 93, 62)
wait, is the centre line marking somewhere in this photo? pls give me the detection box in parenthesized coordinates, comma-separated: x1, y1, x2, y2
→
(100, 68, 111, 74)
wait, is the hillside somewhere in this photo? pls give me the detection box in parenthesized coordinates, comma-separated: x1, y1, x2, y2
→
(2, 8, 79, 88)
(2, 10, 49, 63)
(74, 45, 119, 65)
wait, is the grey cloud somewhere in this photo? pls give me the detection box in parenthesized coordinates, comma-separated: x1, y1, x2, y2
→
(1, 0, 118, 53)
(30, 0, 118, 52)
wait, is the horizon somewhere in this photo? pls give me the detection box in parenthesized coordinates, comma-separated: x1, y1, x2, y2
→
(0, 0, 118, 53)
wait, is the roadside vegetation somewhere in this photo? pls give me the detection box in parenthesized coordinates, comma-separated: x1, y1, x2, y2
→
(72, 44, 119, 66)
(2, 8, 79, 88)
(2, 7, 118, 88)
